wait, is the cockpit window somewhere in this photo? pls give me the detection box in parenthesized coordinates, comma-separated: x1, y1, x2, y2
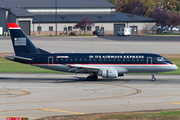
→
(157, 57, 165, 61)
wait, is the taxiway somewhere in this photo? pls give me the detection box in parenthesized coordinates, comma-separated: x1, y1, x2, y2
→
(0, 73, 180, 119)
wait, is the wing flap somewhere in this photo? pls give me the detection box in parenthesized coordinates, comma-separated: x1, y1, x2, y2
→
(68, 64, 101, 73)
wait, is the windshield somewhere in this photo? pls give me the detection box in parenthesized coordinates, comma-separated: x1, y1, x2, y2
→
(157, 57, 168, 61)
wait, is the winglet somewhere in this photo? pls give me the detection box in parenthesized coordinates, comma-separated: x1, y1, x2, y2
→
(8, 23, 20, 29)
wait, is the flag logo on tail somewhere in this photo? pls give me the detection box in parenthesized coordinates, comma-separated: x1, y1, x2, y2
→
(14, 38, 26, 46)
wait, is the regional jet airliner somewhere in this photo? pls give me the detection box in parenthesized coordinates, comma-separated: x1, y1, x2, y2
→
(5, 23, 178, 81)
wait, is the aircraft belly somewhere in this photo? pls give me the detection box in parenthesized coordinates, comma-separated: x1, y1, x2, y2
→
(32, 64, 172, 73)
(126, 65, 171, 73)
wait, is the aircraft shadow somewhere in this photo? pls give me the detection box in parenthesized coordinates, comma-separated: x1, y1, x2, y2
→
(0, 76, 180, 84)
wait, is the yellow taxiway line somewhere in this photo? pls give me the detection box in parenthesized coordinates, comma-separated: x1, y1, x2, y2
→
(43, 108, 86, 115)
(171, 102, 180, 104)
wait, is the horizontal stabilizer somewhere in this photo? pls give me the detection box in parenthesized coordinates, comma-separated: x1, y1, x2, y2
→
(5, 55, 32, 61)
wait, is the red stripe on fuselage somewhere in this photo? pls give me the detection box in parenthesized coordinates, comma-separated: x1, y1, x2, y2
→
(28, 63, 174, 66)
(8, 23, 20, 28)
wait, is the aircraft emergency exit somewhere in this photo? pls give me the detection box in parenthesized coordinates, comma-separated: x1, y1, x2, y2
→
(5, 23, 178, 81)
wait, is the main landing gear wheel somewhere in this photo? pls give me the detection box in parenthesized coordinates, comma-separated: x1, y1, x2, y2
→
(86, 75, 98, 81)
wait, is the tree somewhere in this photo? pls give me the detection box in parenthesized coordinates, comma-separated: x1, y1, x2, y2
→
(153, 0, 178, 10)
(168, 11, 180, 33)
(114, 0, 154, 16)
(150, 7, 170, 33)
(107, 0, 115, 4)
(114, 0, 126, 12)
(73, 16, 94, 35)
(123, 0, 149, 16)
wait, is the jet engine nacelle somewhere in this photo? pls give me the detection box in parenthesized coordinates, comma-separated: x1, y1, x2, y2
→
(99, 69, 118, 78)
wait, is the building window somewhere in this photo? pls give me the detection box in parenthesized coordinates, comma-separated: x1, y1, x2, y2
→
(81, 27, 85, 31)
(37, 26, 41, 31)
(87, 26, 91, 31)
(68, 26, 72, 31)
(95, 26, 99, 30)
(49, 26, 53, 31)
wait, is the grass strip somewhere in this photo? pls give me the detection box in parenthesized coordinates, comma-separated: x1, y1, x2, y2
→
(0, 57, 63, 73)
(98, 111, 180, 120)
(37, 110, 180, 120)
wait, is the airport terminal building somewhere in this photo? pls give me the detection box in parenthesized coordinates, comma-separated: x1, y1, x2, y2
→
(0, 0, 157, 36)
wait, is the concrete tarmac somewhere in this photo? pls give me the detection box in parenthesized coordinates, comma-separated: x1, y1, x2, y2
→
(0, 36, 180, 54)
(0, 73, 180, 119)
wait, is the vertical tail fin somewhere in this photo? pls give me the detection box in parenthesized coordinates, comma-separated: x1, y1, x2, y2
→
(8, 23, 39, 56)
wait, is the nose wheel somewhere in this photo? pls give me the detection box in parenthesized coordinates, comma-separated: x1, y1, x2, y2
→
(151, 73, 157, 81)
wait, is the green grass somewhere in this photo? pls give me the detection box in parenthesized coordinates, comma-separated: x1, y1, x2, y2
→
(152, 33, 180, 35)
(0, 57, 62, 73)
(98, 111, 180, 120)
(0, 57, 179, 74)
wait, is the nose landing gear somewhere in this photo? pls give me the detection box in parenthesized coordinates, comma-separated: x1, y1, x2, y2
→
(151, 73, 157, 81)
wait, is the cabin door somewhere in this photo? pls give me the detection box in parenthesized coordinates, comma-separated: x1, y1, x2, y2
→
(48, 56, 54, 65)
(147, 57, 152, 65)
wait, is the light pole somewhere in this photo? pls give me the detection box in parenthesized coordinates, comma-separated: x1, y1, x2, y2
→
(55, 0, 57, 36)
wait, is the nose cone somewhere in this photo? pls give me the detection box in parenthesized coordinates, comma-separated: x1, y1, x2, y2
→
(170, 64, 178, 71)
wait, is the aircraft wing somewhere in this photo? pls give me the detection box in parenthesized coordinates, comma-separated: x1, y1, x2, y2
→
(67, 64, 101, 73)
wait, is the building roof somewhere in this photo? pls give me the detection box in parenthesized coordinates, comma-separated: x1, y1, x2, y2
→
(0, 0, 115, 17)
(33, 12, 156, 23)
(0, 0, 156, 22)
(0, 0, 116, 8)
(10, 6, 34, 17)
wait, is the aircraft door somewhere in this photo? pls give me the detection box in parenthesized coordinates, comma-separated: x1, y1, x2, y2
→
(48, 56, 54, 65)
(147, 57, 152, 65)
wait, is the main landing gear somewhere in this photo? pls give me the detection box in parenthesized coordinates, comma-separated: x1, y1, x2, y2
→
(151, 73, 157, 81)
(87, 74, 98, 81)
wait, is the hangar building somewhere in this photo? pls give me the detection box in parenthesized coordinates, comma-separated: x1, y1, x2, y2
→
(0, 0, 157, 36)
